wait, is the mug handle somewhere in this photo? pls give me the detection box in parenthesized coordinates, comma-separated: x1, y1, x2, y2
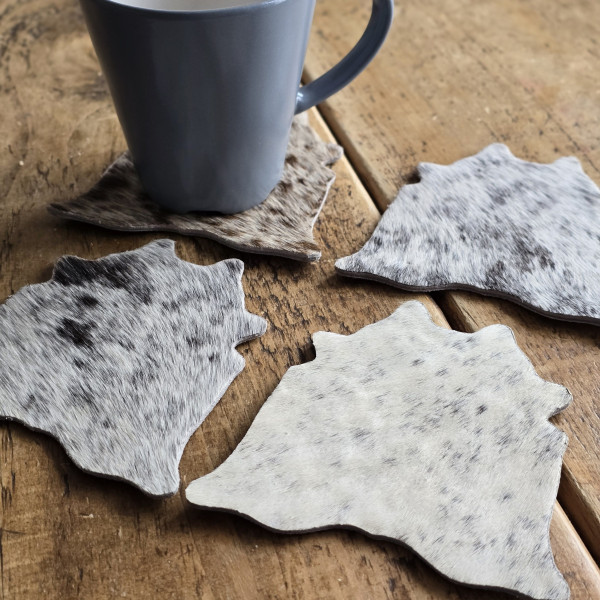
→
(295, 0, 394, 114)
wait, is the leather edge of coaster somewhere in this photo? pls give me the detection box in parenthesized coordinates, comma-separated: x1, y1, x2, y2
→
(46, 203, 324, 263)
(334, 265, 600, 326)
(181, 502, 566, 600)
(0, 412, 185, 498)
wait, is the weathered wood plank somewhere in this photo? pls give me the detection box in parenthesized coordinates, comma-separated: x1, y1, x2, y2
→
(304, 0, 600, 567)
(306, 0, 600, 204)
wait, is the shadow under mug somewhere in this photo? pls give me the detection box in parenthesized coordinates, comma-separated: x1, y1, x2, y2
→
(79, 0, 394, 214)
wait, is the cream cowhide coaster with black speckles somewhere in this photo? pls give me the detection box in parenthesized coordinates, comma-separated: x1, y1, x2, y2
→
(0, 239, 267, 497)
(337, 144, 600, 324)
(186, 301, 571, 600)
(48, 115, 342, 262)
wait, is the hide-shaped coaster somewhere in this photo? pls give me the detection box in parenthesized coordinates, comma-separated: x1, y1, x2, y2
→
(0, 239, 267, 496)
(336, 144, 600, 324)
(186, 301, 571, 600)
(48, 115, 342, 262)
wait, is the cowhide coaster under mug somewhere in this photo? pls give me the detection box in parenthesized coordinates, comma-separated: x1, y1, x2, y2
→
(337, 144, 600, 324)
(0, 239, 267, 496)
(49, 115, 342, 262)
(187, 301, 571, 600)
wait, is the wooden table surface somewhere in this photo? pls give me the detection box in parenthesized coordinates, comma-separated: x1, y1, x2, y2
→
(1, 0, 600, 597)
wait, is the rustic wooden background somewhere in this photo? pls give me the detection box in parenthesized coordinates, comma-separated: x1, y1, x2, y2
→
(1, 0, 599, 597)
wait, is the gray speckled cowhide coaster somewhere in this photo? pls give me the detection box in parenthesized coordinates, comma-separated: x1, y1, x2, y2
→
(0, 239, 267, 496)
(337, 144, 600, 324)
(48, 115, 342, 262)
(186, 301, 571, 600)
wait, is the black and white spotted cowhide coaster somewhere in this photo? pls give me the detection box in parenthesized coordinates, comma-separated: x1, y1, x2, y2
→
(336, 144, 600, 324)
(187, 301, 571, 600)
(48, 115, 342, 262)
(0, 239, 267, 496)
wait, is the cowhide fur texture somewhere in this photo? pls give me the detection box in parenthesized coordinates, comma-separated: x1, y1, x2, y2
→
(336, 144, 600, 324)
(187, 301, 571, 600)
(0, 239, 267, 496)
(49, 114, 342, 262)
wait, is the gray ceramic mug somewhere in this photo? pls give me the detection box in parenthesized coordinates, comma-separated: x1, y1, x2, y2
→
(79, 0, 394, 213)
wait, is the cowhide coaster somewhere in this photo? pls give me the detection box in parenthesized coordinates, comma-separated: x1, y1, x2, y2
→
(186, 301, 571, 600)
(48, 115, 342, 262)
(0, 239, 267, 496)
(336, 144, 600, 324)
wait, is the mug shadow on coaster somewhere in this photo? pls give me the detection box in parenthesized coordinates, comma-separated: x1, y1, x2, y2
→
(49, 115, 343, 262)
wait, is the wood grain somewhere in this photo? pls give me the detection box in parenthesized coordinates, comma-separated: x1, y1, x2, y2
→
(304, 0, 600, 568)
(0, 0, 597, 598)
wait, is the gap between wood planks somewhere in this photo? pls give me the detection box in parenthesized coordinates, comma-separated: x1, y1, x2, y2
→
(311, 101, 600, 585)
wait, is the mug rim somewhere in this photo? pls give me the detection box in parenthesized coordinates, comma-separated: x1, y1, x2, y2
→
(84, 0, 290, 17)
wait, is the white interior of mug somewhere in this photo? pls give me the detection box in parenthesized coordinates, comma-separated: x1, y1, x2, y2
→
(109, 0, 267, 11)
